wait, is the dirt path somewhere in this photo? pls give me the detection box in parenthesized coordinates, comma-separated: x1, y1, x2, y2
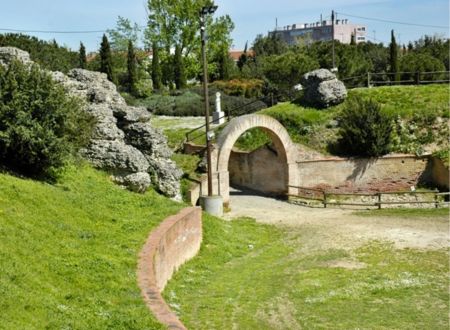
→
(224, 188, 449, 251)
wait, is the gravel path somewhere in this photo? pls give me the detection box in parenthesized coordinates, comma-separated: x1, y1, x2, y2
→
(224, 187, 449, 250)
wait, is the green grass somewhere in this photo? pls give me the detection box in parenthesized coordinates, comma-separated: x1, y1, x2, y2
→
(0, 164, 182, 329)
(257, 84, 449, 153)
(164, 216, 449, 329)
(354, 207, 450, 218)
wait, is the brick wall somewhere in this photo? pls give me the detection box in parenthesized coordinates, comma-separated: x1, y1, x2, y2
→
(137, 207, 202, 330)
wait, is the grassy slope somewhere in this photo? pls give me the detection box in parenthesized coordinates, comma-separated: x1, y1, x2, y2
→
(258, 84, 449, 153)
(0, 164, 182, 329)
(164, 215, 449, 329)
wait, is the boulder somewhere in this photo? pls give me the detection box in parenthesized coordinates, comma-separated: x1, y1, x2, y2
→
(0, 47, 182, 199)
(301, 69, 347, 108)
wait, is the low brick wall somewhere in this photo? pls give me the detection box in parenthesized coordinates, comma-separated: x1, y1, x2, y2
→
(297, 155, 430, 192)
(137, 207, 202, 330)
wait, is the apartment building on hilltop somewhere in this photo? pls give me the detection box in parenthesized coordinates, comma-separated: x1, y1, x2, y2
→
(269, 18, 367, 45)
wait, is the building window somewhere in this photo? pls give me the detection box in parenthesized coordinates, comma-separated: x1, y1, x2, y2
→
(357, 36, 365, 41)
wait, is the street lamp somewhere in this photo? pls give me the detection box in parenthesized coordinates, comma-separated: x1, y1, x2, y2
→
(199, 4, 223, 216)
(200, 5, 217, 197)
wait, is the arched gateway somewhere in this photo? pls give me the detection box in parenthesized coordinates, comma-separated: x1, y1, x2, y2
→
(213, 114, 298, 206)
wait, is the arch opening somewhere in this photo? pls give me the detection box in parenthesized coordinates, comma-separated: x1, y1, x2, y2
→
(214, 114, 297, 206)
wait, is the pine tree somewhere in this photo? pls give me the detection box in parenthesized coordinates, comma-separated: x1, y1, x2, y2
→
(174, 45, 186, 89)
(237, 42, 248, 71)
(151, 41, 162, 90)
(99, 34, 115, 83)
(79, 42, 87, 69)
(350, 33, 356, 46)
(126, 40, 138, 96)
(389, 30, 399, 82)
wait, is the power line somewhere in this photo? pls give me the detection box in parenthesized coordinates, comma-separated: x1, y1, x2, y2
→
(0, 28, 108, 34)
(337, 12, 449, 29)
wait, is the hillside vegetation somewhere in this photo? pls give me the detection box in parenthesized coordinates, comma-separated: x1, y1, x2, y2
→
(248, 84, 448, 154)
(0, 164, 181, 329)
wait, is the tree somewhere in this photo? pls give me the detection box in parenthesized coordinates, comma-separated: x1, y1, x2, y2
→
(350, 33, 356, 46)
(107, 16, 141, 51)
(0, 60, 94, 180)
(151, 41, 162, 90)
(237, 42, 248, 71)
(174, 45, 186, 89)
(145, 0, 234, 84)
(389, 30, 399, 82)
(338, 96, 392, 157)
(99, 34, 115, 83)
(252, 33, 288, 57)
(79, 42, 87, 69)
(126, 40, 138, 95)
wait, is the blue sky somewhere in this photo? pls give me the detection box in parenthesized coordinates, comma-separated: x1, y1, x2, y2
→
(0, 0, 448, 51)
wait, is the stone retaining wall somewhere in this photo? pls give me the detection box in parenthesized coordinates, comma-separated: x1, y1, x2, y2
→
(137, 207, 202, 330)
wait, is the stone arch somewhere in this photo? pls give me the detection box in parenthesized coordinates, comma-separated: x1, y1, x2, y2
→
(214, 114, 298, 205)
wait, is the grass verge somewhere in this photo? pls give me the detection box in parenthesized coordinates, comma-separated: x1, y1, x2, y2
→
(0, 164, 182, 329)
(353, 207, 450, 218)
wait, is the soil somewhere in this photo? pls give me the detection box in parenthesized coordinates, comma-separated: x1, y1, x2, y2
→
(224, 187, 449, 251)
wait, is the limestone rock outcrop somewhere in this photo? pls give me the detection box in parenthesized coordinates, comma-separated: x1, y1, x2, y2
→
(0, 47, 182, 200)
(301, 69, 347, 108)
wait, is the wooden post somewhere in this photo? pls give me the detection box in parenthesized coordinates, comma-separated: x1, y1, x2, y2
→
(415, 71, 420, 85)
(377, 193, 382, 209)
(367, 72, 371, 88)
(323, 192, 327, 208)
(434, 189, 439, 208)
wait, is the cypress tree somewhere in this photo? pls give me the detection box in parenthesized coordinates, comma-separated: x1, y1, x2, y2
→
(151, 41, 162, 90)
(237, 41, 248, 71)
(389, 30, 399, 82)
(174, 45, 186, 89)
(79, 42, 87, 69)
(99, 34, 115, 83)
(127, 40, 138, 96)
(350, 33, 356, 46)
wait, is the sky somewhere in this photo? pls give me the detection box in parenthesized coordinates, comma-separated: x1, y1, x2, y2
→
(0, 0, 448, 52)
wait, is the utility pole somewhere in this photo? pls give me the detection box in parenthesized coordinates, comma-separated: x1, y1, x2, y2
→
(331, 10, 336, 71)
(199, 7, 216, 197)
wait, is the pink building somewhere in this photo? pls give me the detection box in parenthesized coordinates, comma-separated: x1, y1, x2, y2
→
(269, 18, 367, 45)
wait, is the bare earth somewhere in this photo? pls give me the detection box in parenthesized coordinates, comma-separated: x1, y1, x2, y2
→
(224, 188, 450, 251)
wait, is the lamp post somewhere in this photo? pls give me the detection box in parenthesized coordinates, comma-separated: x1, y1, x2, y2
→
(200, 5, 217, 197)
(198, 5, 223, 217)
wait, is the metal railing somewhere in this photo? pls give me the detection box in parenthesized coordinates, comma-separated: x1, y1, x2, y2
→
(185, 92, 284, 144)
(288, 185, 450, 209)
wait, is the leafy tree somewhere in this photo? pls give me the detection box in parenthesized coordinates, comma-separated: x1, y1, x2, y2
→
(389, 30, 399, 81)
(146, 0, 234, 84)
(107, 16, 141, 51)
(262, 52, 319, 95)
(151, 41, 162, 90)
(400, 53, 446, 82)
(0, 33, 78, 73)
(0, 60, 94, 180)
(126, 40, 138, 95)
(79, 42, 87, 69)
(174, 45, 186, 89)
(338, 96, 392, 157)
(252, 34, 288, 57)
(99, 34, 115, 83)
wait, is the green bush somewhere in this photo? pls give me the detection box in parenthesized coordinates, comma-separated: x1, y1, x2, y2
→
(337, 96, 392, 157)
(0, 60, 94, 180)
(211, 79, 264, 98)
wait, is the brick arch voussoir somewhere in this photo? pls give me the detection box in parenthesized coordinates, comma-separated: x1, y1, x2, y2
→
(216, 114, 295, 173)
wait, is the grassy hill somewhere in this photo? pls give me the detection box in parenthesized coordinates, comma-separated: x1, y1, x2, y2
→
(0, 164, 181, 329)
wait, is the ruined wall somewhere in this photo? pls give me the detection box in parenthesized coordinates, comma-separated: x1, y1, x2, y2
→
(228, 147, 287, 194)
(430, 157, 449, 190)
(297, 156, 430, 192)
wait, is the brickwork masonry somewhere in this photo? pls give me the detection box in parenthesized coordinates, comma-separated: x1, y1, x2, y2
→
(137, 207, 202, 330)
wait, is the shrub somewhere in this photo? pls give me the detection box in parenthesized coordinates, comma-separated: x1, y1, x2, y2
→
(211, 79, 264, 98)
(337, 96, 392, 157)
(0, 60, 94, 180)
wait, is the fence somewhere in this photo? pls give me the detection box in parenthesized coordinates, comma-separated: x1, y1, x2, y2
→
(288, 185, 450, 209)
(340, 71, 450, 89)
